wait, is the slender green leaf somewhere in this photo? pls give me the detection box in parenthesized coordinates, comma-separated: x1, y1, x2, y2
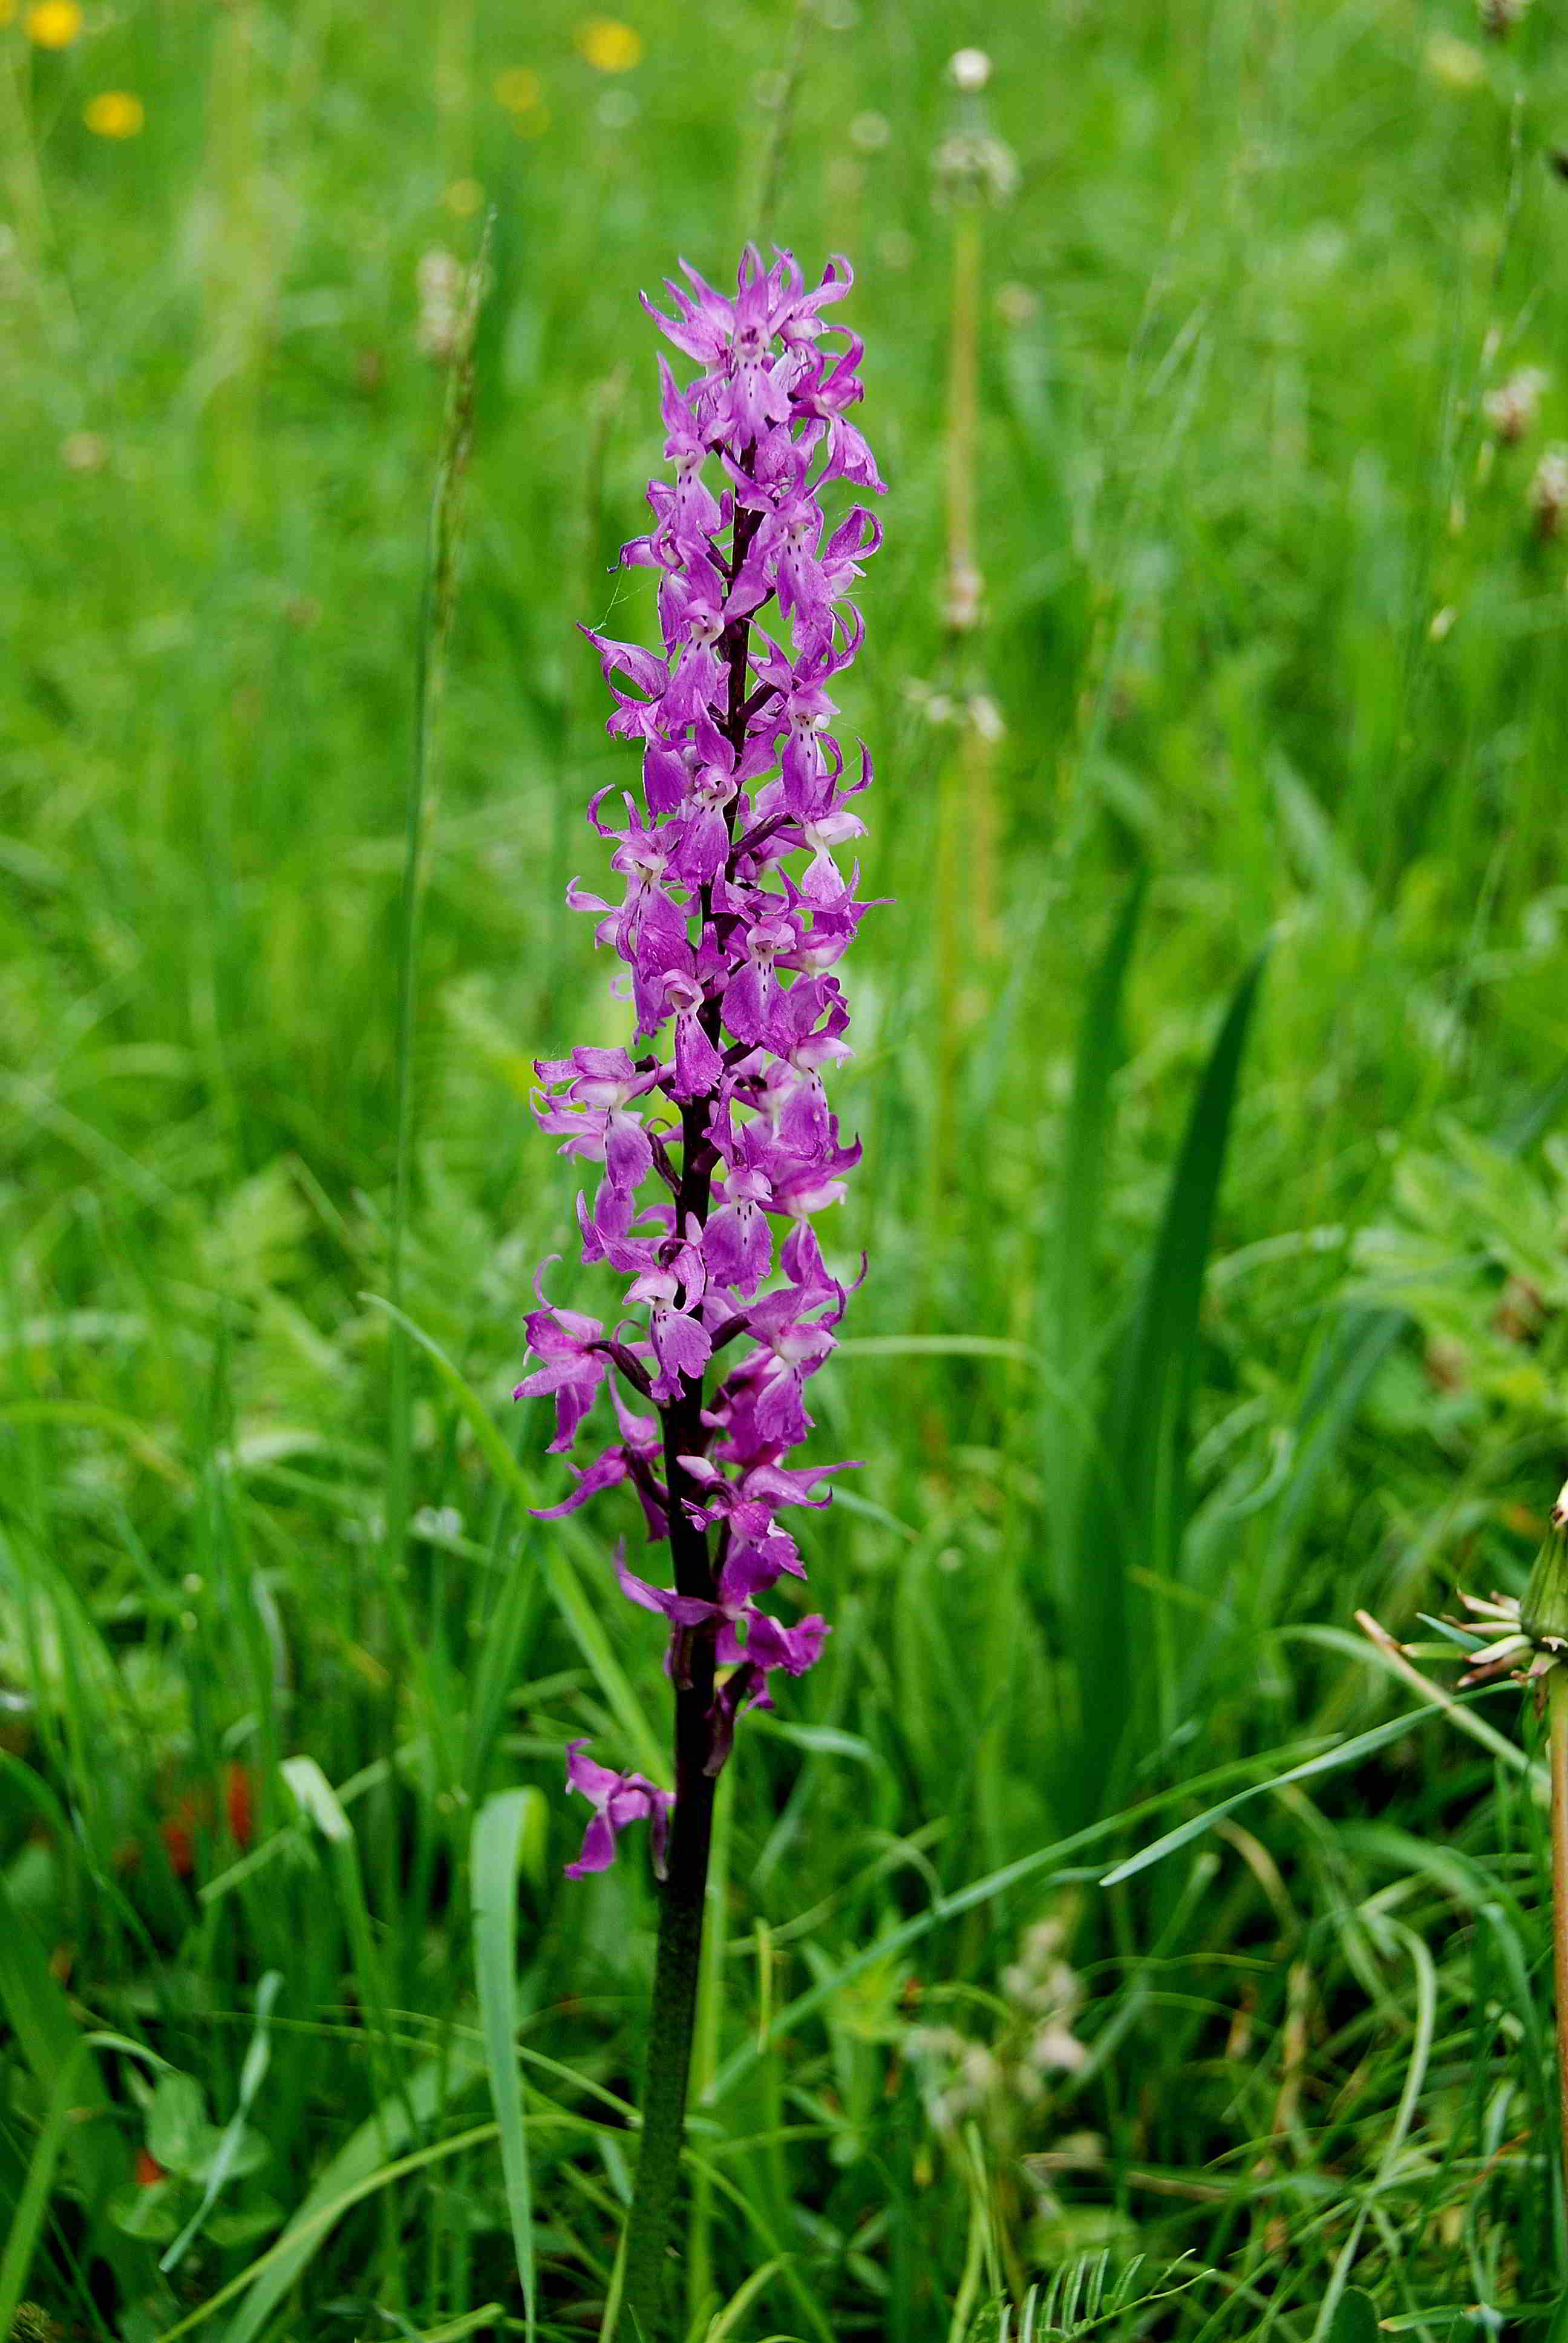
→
(0, 2040, 87, 2337)
(1044, 864, 1144, 1611)
(209, 2048, 487, 2343)
(161, 2121, 499, 2343)
(0, 1874, 132, 2267)
(1099, 1705, 1435, 1886)
(712, 1714, 1429, 2101)
(1056, 864, 1146, 1400)
(361, 1293, 663, 1777)
(161, 1971, 283, 2273)
(1066, 948, 1267, 1826)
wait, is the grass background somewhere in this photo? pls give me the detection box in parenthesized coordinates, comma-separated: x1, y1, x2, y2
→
(5, 0, 1568, 2335)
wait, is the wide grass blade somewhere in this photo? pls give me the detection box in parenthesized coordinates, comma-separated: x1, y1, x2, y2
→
(471, 1788, 540, 2339)
(1065, 948, 1267, 1826)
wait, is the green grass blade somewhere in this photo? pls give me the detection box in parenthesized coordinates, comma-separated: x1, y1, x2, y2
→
(1067, 947, 1267, 1826)
(471, 1788, 539, 2339)
(209, 2048, 487, 2343)
(1099, 1705, 1434, 1886)
(0, 1875, 136, 2278)
(361, 1293, 664, 1778)
(464, 1530, 544, 1803)
(160, 1971, 283, 2274)
(281, 1758, 405, 2150)
(162, 2121, 499, 2343)
(1054, 865, 1146, 1406)
(712, 1713, 1428, 2102)
(1042, 864, 1145, 1609)
(0, 2039, 87, 2337)
(387, 223, 489, 1598)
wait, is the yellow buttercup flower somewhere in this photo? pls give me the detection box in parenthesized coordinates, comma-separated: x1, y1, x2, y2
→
(494, 65, 543, 112)
(0, 2, 18, 26)
(445, 177, 484, 218)
(85, 90, 144, 138)
(575, 16, 642, 71)
(25, 0, 83, 46)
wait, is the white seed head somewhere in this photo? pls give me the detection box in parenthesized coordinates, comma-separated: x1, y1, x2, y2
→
(949, 47, 992, 90)
(1529, 444, 1568, 538)
(932, 130, 1019, 208)
(944, 559, 985, 632)
(1030, 2021, 1089, 2074)
(60, 430, 110, 473)
(416, 248, 465, 360)
(967, 691, 1006, 741)
(1483, 365, 1548, 444)
(996, 280, 1039, 327)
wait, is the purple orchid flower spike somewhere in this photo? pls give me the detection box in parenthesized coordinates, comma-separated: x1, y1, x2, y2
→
(512, 247, 881, 2332)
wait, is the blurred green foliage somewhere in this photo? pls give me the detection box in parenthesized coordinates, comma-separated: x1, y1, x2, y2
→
(4, 0, 1568, 2334)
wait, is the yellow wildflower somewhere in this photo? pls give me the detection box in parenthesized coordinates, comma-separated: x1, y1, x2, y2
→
(25, 0, 83, 45)
(0, 1, 18, 25)
(575, 16, 642, 71)
(494, 65, 543, 111)
(84, 90, 144, 138)
(445, 177, 484, 218)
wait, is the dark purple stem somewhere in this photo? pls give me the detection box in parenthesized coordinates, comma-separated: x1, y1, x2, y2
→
(616, 484, 763, 2343)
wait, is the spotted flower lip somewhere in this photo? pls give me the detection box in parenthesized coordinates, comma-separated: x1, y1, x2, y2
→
(515, 247, 881, 1879)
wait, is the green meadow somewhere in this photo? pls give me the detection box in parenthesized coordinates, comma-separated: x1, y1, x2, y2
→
(5, 0, 1568, 2333)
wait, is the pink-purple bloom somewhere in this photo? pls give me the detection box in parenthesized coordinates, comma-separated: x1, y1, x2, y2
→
(561, 1743, 674, 1879)
(516, 248, 881, 1881)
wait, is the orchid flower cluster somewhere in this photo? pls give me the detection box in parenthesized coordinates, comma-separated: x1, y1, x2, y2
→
(515, 248, 884, 1881)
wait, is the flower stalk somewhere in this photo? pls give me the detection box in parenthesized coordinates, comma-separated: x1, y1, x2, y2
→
(930, 50, 1014, 1217)
(1448, 1478, 1568, 2218)
(514, 248, 882, 2333)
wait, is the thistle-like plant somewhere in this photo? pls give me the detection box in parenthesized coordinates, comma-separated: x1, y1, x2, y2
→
(513, 246, 883, 2331)
(1367, 1478, 1568, 2222)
